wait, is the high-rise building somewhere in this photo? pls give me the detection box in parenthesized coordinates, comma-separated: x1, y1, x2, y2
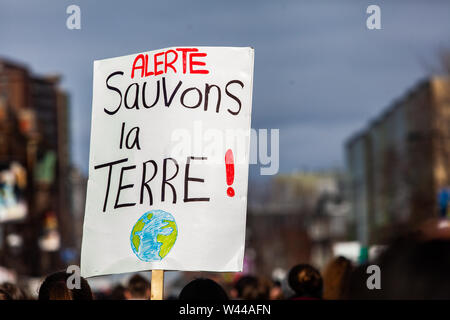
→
(346, 77, 450, 249)
(0, 58, 72, 276)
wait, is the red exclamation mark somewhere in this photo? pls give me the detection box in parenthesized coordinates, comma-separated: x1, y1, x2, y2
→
(225, 149, 235, 197)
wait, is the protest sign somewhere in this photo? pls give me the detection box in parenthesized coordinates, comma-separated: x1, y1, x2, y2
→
(80, 46, 254, 278)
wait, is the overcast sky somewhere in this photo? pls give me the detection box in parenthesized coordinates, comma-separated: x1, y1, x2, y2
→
(1, 0, 450, 178)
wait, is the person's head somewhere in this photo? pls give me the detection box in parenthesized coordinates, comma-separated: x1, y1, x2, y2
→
(125, 274, 151, 300)
(179, 278, 228, 301)
(0, 288, 12, 300)
(322, 256, 354, 300)
(345, 220, 450, 300)
(269, 280, 284, 300)
(288, 264, 323, 299)
(231, 275, 258, 299)
(375, 237, 450, 299)
(231, 275, 271, 300)
(0, 282, 27, 300)
(343, 263, 374, 300)
(38, 271, 93, 300)
(110, 284, 126, 300)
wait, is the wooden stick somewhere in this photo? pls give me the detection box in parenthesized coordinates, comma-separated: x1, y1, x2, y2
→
(150, 270, 164, 300)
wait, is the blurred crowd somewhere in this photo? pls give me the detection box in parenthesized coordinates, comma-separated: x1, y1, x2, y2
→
(1, 218, 450, 300)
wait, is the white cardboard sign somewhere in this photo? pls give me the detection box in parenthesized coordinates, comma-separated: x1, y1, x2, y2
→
(80, 47, 254, 277)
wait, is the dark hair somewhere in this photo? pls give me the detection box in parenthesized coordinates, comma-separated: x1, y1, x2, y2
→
(179, 278, 228, 301)
(375, 238, 450, 299)
(38, 271, 93, 300)
(322, 256, 354, 300)
(127, 274, 150, 299)
(0, 288, 12, 300)
(234, 275, 258, 298)
(0, 282, 27, 300)
(288, 264, 323, 299)
(110, 284, 126, 300)
(233, 275, 270, 300)
(342, 263, 374, 300)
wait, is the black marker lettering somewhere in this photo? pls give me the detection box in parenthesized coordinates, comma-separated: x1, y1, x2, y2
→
(204, 83, 221, 112)
(184, 156, 210, 202)
(124, 83, 139, 110)
(140, 160, 157, 206)
(114, 165, 137, 209)
(94, 158, 128, 212)
(161, 157, 179, 203)
(162, 77, 183, 107)
(104, 71, 124, 115)
(225, 80, 244, 116)
(142, 80, 160, 108)
(181, 87, 202, 109)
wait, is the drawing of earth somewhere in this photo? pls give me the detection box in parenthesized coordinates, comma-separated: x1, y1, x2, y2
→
(130, 210, 178, 261)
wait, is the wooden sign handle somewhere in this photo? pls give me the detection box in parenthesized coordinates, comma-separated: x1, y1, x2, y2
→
(150, 270, 164, 300)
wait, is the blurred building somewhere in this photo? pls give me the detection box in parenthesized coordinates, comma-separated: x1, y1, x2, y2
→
(0, 58, 73, 276)
(346, 77, 450, 253)
(247, 171, 349, 276)
(69, 167, 87, 263)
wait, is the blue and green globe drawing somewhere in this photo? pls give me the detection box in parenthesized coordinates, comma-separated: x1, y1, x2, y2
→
(130, 210, 178, 261)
